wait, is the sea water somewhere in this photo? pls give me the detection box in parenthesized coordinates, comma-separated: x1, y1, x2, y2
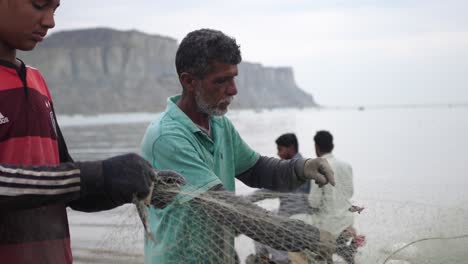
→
(62, 106, 468, 263)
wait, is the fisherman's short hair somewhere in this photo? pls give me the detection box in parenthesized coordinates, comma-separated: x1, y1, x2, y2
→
(314, 130, 334, 153)
(175, 28, 242, 79)
(275, 133, 299, 152)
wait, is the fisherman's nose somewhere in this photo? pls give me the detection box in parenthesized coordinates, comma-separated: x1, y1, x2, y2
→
(226, 80, 237, 96)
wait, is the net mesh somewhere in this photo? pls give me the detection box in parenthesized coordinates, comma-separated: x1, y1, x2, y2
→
(143, 187, 338, 263)
(70, 188, 468, 264)
(62, 119, 468, 264)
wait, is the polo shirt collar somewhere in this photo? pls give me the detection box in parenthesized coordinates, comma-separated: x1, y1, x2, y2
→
(166, 95, 224, 134)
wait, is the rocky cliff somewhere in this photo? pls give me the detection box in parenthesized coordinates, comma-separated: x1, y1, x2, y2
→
(19, 28, 316, 114)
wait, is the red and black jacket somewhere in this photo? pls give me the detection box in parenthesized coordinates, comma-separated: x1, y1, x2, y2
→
(0, 59, 77, 264)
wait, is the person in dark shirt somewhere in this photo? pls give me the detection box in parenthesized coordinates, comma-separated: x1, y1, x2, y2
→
(247, 133, 314, 264)
(275, 133, 312, 217)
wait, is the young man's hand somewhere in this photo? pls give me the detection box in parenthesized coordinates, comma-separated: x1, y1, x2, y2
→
(303, 158, 335, 187)
(78, 153, 157, 208)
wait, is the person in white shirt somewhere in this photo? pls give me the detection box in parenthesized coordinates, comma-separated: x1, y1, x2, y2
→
(290, 130, 364, 264)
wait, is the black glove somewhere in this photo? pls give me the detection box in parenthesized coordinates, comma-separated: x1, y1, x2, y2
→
(74, 153, 156, 211)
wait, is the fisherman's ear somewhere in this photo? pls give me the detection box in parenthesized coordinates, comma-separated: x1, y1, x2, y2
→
(180, 72, 200, 94)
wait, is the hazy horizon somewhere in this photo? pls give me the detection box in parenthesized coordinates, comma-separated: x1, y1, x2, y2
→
(46, 0, 468, 106)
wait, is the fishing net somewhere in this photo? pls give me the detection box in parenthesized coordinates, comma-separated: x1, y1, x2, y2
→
(117, 180, 339, 263)
(359, 198, 468, 264)
(69, 186, 468, 264)
(71, 187, 356, 264)
(63, 121, 468, 264)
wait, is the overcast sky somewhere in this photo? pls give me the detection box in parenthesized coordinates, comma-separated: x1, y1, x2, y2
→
(51, 0, 468, 106)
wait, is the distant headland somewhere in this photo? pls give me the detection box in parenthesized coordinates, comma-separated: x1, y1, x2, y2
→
(20, 28, 316, 115)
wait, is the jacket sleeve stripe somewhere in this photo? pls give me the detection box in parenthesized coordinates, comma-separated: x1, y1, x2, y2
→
(0, 186, 80, 196)
(0, 181, 80, 189)
(0, 165, 80, 177)
(0, 164, 82, 197)
(0, 172, 81, 181)
(0, 175, 80, 186)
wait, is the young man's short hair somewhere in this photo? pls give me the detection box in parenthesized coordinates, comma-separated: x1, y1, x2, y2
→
(275, 133, 298, 152)
(314, 130, 334, 153)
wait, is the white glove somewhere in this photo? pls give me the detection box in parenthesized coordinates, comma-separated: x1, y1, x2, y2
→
(303, 158, 335, 187)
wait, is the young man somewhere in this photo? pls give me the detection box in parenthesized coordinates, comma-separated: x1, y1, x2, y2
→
(249, 133, 313, 264)
(274, 133, 311, 217)
(141, 29, 336, 263)
(276, 133, 301, 160)
(0, 1, 181, 263)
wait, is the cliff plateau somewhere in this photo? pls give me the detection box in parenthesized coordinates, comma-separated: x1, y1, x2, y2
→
(19, 28, 316, 114)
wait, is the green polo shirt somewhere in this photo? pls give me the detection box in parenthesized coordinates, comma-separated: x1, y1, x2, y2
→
(140, 95, 259, 263)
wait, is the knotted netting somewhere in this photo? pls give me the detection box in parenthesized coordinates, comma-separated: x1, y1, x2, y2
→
(142, 186, 337, 263)
(70, 184, 468, 264)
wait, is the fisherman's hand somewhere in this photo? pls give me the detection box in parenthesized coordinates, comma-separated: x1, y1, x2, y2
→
(150, 170, 186, 209)
(303, 158, 335, 187)
(78, 153, 156, 208)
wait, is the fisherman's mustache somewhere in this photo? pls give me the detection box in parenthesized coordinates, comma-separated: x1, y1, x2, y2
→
(218, 96, 233, 105)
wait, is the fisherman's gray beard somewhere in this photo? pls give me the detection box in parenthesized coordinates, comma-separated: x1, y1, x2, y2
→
(195, 90, 233, 116)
